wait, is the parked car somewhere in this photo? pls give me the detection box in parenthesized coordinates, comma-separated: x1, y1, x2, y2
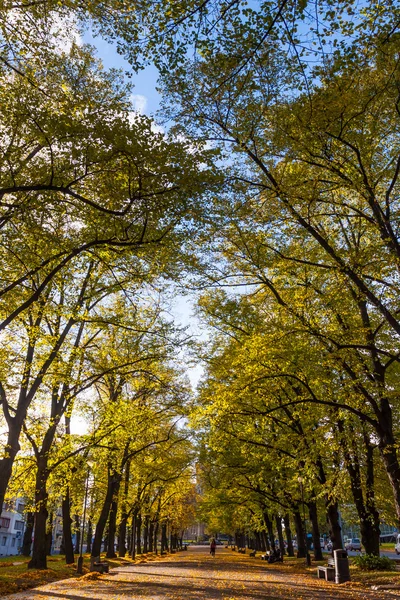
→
(395, 534, 400, 555)
(345, 538, 362, 551)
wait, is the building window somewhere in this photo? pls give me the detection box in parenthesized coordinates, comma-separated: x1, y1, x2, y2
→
(0, 518, 10, 529)
(14, 521, 24, 531)
(1, 536, 6, 546)
(11, 538, 15, 547)
(17, 503, 25, 514)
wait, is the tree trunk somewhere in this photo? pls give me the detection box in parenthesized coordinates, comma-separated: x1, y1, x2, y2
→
(21, 512, 34, 556)
(136, 513, 142, 555)
(74, 514, 81, 554)
(91, 469, 121, 559)
(293, 510, 306, 558)
(143, 515, 149, 554)
(28, 458, 49, 569)
(86, 519, 92, 554)
(130, 512, 137, 560)
(161, 523, 167, 552)
(261, 530, 269, 552)
(275, 516, 286, 556)
(283, 514, 294, 557)
(326, 501, 343, 550)
(0, 424, 22, 516)
(338, 419, 380, 555)
(149, 521, 154, 552)
(263, 511, 275, 550)
(378, 401, 400, 527)
(364, 432, 381, 555)
(62, 490, 74, 564)
(106, 498, 118, 558)
(118, 459, 130, 557)
(118, 514, 128, 557)
(308, 501, 322, 560)
(154, 521, 159, 555)
(46, 511, 53, 555)
(316, 458, 343, 549)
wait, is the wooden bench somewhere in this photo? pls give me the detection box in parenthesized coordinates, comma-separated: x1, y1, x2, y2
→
(90, 557, 109, 574)
(317, 556, 335, 581)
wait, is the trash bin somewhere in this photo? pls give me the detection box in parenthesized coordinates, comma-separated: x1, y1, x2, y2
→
(333, 549, 351, 584)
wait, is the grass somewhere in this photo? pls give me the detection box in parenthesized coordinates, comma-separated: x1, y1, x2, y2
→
(380, 542, 396, 551)
(0, 551, 163, 596)
(251, 552, 400, 590)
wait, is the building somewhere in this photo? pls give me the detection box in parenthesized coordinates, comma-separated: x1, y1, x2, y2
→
(0, 500, 26, 557)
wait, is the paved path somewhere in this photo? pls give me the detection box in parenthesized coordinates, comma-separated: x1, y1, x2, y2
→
(3, 546, 399, 600)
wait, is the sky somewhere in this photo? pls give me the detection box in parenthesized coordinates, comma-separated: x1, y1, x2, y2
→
(84, 29, 161, 117)
(82, 29, 205, 386)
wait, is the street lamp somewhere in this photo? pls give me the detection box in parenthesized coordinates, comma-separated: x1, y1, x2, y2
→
(298, 476, 311, 567)
(77, 461, 93, 574)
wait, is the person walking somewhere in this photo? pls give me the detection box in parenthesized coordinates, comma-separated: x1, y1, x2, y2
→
(210, 538, 216, 557)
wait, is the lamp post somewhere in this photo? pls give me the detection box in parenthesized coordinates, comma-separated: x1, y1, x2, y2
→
(298, 476, 311, 567)
(77, 461, 93, 574)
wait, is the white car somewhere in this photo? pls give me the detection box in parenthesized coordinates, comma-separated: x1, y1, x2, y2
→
(345, 538, 362, 551)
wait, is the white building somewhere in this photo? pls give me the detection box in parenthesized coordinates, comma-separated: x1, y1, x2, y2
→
(0, 500, 26, 557)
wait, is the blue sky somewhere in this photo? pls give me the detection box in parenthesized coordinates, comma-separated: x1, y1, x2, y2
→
(84, 29, 161, 117)
(83, 28, 205, 389)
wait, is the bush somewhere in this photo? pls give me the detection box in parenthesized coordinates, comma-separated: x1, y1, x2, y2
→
(352, 554, 396, 571)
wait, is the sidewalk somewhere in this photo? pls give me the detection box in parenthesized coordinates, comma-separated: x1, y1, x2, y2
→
(2, 546, 399, 600)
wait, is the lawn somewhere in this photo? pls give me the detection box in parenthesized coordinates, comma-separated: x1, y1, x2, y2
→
(0, 552, 158, 596)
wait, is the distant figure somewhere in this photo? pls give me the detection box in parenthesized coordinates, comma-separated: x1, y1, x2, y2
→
(210, 538, 216, 557)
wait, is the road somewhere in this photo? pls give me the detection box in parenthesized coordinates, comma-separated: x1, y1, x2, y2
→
(2, 545, 399, 600)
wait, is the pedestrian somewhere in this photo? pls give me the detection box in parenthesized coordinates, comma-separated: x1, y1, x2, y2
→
(210, 538, 216, 557)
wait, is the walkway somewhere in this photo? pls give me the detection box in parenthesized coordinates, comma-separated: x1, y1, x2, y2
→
(2, 546, 399, 600)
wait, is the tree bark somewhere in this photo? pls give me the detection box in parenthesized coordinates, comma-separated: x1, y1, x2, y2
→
(149, 521, 154, 552)
(136, 513, 142, 555)
(118, 514, 128, 557)
(106, 498, 118, 558)
(91, 469, 121, 559)
(338, 421, 380, 555)
(308, 501, 322, 560)
(74, 514, 81, 554)
(326, 501, 343, 550)
(86, 519, 92, 554)
(21, 512, 34, 556)
(0, 422, 22, 515)
(46, 511, 53, 555)
(161, 522, 167, 552)
(28, 458, 49, 569)
(275, 516, 286, 556)
(283, 514, 294, 557)
(143, 515, 149, 554)
(293, 510, 306, 558)
(130, 512, 137, 560)
(263, 511, 275, 550)
(62, 490, 74, 564)
(154, 520, 159, 555)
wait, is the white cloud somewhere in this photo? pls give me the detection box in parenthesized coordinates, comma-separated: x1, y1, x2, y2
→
(130, 94, 148, 114)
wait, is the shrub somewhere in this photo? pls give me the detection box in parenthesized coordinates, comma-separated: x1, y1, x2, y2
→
(352, 554, 396, 571)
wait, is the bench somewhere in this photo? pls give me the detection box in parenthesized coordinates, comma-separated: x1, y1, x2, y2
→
(317, 556, 335, 581)
(90, 557, 109, 574)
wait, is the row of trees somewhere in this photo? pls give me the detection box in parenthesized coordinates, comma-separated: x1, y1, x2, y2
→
(0, 0, 212, 570)
(105, 0, 400, 558)
(162, 0, 400, 558)
(2, 0, 400, 566)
